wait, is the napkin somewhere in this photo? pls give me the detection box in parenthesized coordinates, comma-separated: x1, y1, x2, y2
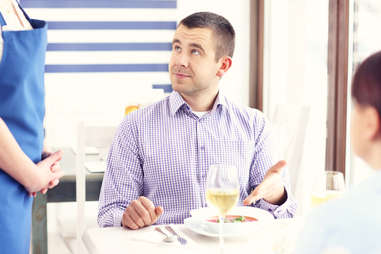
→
(130, 225, 197, 249)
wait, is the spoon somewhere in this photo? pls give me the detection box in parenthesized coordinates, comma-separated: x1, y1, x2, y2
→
(155, 227, 175, 243)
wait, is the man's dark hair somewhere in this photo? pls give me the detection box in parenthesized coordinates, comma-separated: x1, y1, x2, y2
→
(179, 12, 235, 61)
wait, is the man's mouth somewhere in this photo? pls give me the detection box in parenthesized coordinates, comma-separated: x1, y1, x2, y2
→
(173, 72, 191, 79)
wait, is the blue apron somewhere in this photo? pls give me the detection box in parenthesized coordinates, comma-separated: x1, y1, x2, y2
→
(0, 7, 47, 254)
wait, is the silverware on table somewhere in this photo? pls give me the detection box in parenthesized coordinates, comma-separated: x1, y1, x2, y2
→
(155, 227, 175, 243)
(165, 225, 187, 245)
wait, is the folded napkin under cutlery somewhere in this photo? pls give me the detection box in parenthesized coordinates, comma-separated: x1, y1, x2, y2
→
(130, 225, 194, 248)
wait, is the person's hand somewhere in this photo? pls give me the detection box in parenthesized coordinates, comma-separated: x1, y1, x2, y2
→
(29, 151, 64, 196)
(243, 160, 287, 206)
(40, 150, 62, 194)
(122, 196, 163, 230)
(38, 162, 61, 195)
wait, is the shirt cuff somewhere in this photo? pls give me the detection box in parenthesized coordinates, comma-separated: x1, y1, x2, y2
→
(113, 208, 124, 227)
(256, 186, 295, 218)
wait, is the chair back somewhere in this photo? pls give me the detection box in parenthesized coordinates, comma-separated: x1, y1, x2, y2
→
(76, 122, 117, 254)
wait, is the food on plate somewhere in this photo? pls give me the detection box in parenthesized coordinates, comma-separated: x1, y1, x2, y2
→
(207, 215, 258, 223)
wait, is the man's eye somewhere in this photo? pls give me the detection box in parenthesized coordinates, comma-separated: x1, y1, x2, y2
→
(174, 46, 181, 52)
(191, 49, 200, 55)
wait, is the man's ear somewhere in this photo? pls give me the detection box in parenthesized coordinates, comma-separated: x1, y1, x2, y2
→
(364, 106, 381, 140)
(216, 56, 232, 78)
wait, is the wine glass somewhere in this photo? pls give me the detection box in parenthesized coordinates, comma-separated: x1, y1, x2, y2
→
(311, 170, 345, 207)
(206, 164, 239, 254)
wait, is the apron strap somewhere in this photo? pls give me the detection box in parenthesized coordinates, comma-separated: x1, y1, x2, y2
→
(0, 12, 5, 37)
(17, 3, 31, 22)
(0, 12, 6, 27)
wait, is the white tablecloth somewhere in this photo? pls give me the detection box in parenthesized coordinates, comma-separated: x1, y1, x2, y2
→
(83, 218, 305, 254)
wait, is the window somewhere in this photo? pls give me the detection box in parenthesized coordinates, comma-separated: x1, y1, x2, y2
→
(263, 0, 329, 214)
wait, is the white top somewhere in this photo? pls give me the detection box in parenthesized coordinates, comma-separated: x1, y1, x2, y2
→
(192, 111, 209, 118)
(0, 0, 32, 60)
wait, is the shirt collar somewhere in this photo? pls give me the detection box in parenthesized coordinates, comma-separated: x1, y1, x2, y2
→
(169, 91, 188, 116)
(212, 92, 227, 111)
(169, 91, 228, 116)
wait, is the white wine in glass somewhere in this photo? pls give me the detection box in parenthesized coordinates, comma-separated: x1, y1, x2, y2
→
(206, 164, 239, 254)
(206, 189, 239, 217)
(311, 171, 345, 207)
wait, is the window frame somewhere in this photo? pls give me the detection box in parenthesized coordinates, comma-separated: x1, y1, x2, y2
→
(326, 0, 350, 177)
(252, 0, 351, 177)
(250, 0, 264, 111)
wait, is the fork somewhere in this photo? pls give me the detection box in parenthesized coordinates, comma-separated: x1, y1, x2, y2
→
(165, 225, 187, 245)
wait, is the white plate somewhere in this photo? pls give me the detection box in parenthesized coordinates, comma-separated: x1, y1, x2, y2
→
(185, 206, 274, 237)
(184, 217, 246, 237)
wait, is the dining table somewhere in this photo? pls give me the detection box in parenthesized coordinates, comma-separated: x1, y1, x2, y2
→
(83, 217, 305, 254)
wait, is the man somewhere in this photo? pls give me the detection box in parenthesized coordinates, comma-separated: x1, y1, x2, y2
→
(98, 12, 296, 229)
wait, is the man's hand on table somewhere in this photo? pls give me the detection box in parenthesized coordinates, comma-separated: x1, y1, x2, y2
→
(244, 160, 287, 206)
(122, 196, 163, 230)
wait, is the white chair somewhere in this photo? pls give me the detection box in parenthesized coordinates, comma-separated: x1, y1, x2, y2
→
(270, 104, 310, 215)
(55, 122, 116, 254)
(76, 122, 117, 254)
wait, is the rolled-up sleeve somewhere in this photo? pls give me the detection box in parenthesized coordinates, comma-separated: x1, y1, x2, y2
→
(97, 117, 143, 227)
(256, 186, 297, 218)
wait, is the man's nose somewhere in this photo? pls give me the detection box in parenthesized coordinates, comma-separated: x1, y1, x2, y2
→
(177, 52, 189, 67)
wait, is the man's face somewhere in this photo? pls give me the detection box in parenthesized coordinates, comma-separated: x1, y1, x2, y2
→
(169, 25, 223, 97)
